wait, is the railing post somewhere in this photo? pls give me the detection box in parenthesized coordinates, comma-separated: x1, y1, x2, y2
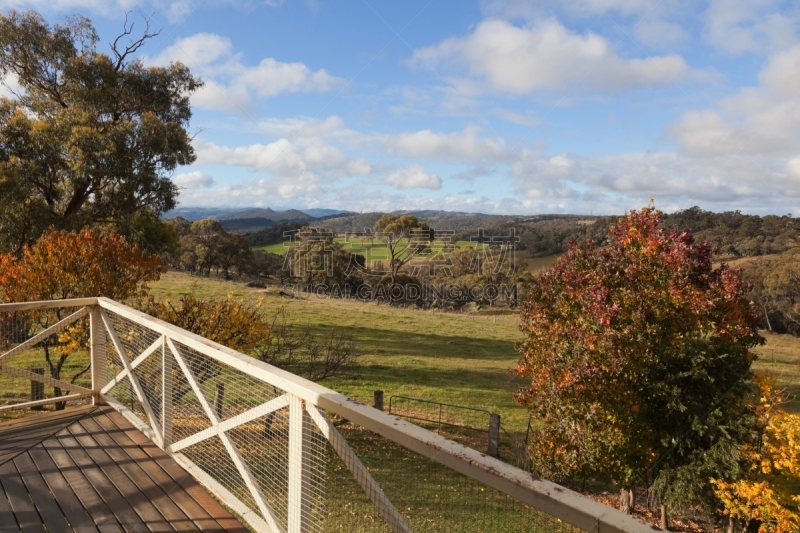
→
(162, 336, 173, 450)
(488, 413, 500, 458)
(89, 306, 106, 406)
(288, 394, 310, 533)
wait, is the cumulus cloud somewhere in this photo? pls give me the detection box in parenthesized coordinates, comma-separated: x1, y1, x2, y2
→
(148, 33, 343, 111)
(257, 116, 372, 148)
(386, 165, 442, 190)
(409, 19, 692, 94)
(507, 146, 800, 212)
(256, 117, 511, 165)
(704, 0, 799, 55)
(193, 136, 371, 197)
(384, 125, 507, 162)
(671, 44, 800, 158)
(173, 171, 215, 188)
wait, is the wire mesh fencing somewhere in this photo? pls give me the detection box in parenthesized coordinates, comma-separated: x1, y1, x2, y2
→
(324, 418, 582, 533)
(0, 298, 658, 533)
(0, 303, 94, 418)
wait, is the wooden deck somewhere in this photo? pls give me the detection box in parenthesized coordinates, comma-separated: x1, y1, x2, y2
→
(0, 406, 248, 533)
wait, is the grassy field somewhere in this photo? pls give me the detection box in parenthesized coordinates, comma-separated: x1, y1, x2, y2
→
(149, 271, 531, 429)
(149, 270, 800, 426)
(752, 331, 800, 414)
(252, 237, 490, 264)
(4, 270, 797, 531)
(519, 254, 562, 274)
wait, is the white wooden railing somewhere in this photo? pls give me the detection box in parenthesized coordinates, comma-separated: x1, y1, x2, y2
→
(0, 298, 661, 533)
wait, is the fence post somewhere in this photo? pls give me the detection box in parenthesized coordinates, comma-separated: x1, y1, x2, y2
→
(488, 413, 500, 457)
(287, 394, 310, 533)
(162, 336, 173, 450)
(89, 307, 106, 406)
(30, 368, 44, 410)
(374, 390, 384, 411)
(214, 382, 225, 420)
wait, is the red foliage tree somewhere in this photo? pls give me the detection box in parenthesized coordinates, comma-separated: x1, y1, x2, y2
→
(515, 206, 763, 511)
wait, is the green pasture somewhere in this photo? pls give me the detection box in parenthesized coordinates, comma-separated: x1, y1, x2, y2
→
(149, 271, 800, 425)
(149, 271, 531, 429)
(252, 237, 490, 264)
(3, 269, 798, 531)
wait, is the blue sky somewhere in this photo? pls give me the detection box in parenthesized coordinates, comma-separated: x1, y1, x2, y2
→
(3, 0, 800, 215)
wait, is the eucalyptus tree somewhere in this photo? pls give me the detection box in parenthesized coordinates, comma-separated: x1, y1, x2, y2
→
(0, 10, 202, 253)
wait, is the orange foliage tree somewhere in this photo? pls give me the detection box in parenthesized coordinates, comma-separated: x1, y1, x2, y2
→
(713, 375, 800, 533)
(0, 229, 163, 303)
(0, 229, 164, 404)
(515, 206, 763, 514)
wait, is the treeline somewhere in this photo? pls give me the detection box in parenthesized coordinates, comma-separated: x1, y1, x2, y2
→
(163, 217, 285, 280)
(317, 207, 800, 259)
(740, 250, 800, 335)
(243, 222, 307, 246)
(516, 208, 800, 257)
(279, 219, 520, 309)
(662, 207, 800, 256)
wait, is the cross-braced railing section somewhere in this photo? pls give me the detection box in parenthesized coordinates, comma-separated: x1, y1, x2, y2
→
(0, 299, 97, 413)
(0, 298, 660, 533)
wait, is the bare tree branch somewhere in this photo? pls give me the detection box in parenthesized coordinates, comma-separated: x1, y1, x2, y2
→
(111, 11, 161, 71)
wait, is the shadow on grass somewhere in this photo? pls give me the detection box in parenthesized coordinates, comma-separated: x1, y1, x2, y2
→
(782, 383, 800, 415)
(340, 363, 522, 392)
(291, 324, 519, 361)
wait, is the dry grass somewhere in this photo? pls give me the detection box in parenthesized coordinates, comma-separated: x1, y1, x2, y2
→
(752, 330, 800, 414)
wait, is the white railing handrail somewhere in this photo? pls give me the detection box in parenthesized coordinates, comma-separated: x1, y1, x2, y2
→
(0, 298, 661, 533)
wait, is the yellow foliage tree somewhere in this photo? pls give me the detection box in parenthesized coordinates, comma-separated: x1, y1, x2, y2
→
(713, 375, 800, 533)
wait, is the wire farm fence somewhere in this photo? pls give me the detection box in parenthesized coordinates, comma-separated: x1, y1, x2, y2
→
(0, 298, 658, 533)
(386, 395, 539, 475)
(387, 395, 498, 453)
(388, 395, 493, 432)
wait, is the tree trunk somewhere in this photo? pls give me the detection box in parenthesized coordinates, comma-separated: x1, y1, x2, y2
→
(726, 516, 736, 533)
(263, 412, 275, 438)
(659, 504, 667, 530)
(762, 302, 772, 331)
(743, 518, 761, 533)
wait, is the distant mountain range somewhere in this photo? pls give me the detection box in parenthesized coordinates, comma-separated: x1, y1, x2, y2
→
(164, 207, 353, 222)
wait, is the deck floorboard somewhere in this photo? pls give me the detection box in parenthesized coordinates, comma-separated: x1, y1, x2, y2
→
(0, 406, 244, 532)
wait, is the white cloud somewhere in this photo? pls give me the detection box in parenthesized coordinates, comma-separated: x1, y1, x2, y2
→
(257, 116, 372, 148)
(173, 171, 214, 188)
(671, 44, 800, 158)
(384, 125, 506, 162)
(255, 117, 511, 165)
(704, 0, 799, 55)
(633, 18, 690, 48)
(386, 165, 442, 190)
(148, 33, 343, 111)
(410, 19, 691, 94)
(506, 146, 800, 212)
(193, 136, 371, 197)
